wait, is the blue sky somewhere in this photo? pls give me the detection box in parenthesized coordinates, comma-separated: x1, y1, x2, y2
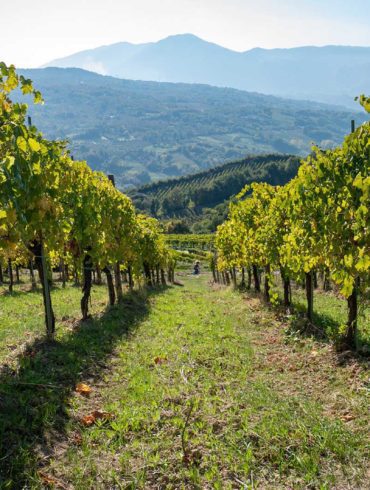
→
(1, 0, 370, 67)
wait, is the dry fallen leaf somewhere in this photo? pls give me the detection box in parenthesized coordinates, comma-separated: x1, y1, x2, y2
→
(38, 471, 67, 489)
(75, 382, 92, 397)
(39, 472, 57, 484)
(91, 409, 114, 420)
(71, 432, 83, 445)
(154, 356, 168, 365)
(81, 410, 114, 426)
(341, 414, 356, 422)
(81, 414, 96, 426)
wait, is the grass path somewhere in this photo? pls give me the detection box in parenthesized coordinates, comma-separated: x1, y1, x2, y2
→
(1, 274, 368, 488)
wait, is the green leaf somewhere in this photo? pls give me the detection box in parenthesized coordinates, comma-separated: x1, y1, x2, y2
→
(356, 94, 370, 113)
(33, 91, 43, 104)
(0, 61, 8, 76)
(20, 78, 34, 95)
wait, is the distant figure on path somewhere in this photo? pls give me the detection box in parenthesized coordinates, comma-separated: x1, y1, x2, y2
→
(193, 261, 200, 275)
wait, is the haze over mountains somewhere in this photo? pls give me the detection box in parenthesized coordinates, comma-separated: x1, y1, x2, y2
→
(44, 34, 370, 108)
(20, 67, 367, 188)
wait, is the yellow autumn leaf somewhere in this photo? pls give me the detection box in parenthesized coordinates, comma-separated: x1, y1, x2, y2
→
(28, 137, 40, 152)
(355, 255, 370, 272)
(16, 136, 27, 152)
(75, 382, 92, 397)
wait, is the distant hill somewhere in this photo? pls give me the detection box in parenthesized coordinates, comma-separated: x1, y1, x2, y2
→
(130, 154, 300, 232)
(44, 34, 370, 108)
(19, 68, 366, 187)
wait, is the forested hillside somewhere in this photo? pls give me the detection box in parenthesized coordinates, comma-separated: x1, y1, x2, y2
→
(130, 154, 300, 232)
(18, 68, 366, 187)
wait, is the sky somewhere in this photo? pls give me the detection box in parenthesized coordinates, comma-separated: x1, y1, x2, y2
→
(1, 0, 370, 67)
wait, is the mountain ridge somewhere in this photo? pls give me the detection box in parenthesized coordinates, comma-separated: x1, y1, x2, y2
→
(43, 34, 370, 107)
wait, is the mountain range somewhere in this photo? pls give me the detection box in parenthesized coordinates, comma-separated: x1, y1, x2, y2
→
(19, 67, 367, 187)
(44, 34, 370, 108)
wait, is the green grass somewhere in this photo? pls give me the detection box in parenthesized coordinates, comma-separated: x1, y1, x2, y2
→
(0, 274, 368, 488)
(0, 278, 108, 362)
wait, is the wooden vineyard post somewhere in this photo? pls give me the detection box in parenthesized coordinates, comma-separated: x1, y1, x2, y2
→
(225, 271, 231, 285)
(264, 264, 271, 302)
(73, 258, 80, 286)
(128, 264, 134, 290)
(232, 267, 237, 288)
(114, 262, 124, 302)
(107, 174, 115, 186)
(27, 238, 56, 338)
(346, 277, 359, 349)
(15, 265, 20, 284)
(155, 265, 160, 285)
(211, 268, 217, 283)
(240, 267, 245, 288)
(280, 267, 291, 307)
(144, 262, 153, 286)
(103, 267, 115, 305)
(40, 243, 55, 339)
(313, 270, 318, 289)
(305, 271, 314, 322)
(252, 265, 260, 292)
(323, 268, 331, 291)
(81, 252, 93, 320)
(247, 268, 252, 290)
(61, 257, 66, 288)
(344, 120, 359, 349)
(96, 265, 102, 285)
(29, 259, 37, 290)
(160, 268, 166, 286)
(108, 174, 124, 302)
(8, 259, 13, 293)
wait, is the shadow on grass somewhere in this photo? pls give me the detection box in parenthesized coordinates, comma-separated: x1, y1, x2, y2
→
(0, 288, 32, 298)
(281, 300, 370, 364)
(287, 302, 341, 341)
(1, 283, 83, 297)
(240, 285, 370, 361)
(0, 285, 168, 487)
